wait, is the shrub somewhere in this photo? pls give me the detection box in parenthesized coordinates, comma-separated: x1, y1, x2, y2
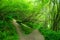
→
(0, 20, 19, 40)
(39, 28, 60, 40)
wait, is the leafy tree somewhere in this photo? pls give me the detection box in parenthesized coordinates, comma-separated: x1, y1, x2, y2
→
(49, 0, 60, 31)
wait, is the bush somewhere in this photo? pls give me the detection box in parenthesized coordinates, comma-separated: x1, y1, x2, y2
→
(24, 21, 41, 29)
(0, 20, 19, 40)
(19, 23, 33, 35)
(39, 28, 60, 40)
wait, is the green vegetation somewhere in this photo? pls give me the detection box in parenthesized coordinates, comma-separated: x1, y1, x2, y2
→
(39, 27, 60, 40)
(0, 20, 18, 40)
(0, 0, 60, 40)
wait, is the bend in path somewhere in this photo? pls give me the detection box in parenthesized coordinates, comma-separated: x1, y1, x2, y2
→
(12, 19, 45, 40)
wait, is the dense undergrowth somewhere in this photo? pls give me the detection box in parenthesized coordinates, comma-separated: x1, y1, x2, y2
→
(39, 27, 60, 40)
(20, 24, 33, 34)
(17, 21, 41, 34)
(0, 20, 18, 40)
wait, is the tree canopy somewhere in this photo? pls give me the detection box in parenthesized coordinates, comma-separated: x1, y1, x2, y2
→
(0, 0, 60, 40)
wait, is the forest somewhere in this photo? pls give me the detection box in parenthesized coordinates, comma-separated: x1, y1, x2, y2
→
(0, 0, 60, 40)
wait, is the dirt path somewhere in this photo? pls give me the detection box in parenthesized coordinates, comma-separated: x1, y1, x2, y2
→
(12, 19, 45, 40)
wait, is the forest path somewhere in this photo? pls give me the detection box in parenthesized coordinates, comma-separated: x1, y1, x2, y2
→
(12, 19, 45, 40)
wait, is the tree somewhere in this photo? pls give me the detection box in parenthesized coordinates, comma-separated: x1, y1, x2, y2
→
(50, 0, 60, 31)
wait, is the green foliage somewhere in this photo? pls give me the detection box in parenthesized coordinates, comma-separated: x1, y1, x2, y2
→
(0, 20, 18, 40)
(20, 24, 33, 34)
(24, 22, 41, 29)
(0, 0, 60, 40)
(0, 0, 33, 21)
(39, 28, 60, 40)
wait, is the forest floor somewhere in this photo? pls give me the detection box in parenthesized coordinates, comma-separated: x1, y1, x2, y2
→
(12, 19, 45, 40)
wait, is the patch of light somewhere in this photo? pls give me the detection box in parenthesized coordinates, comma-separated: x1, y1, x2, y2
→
(48, 24, 50, 28)
(13, 19, 16, 23)
(21, 23, 31, 28)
